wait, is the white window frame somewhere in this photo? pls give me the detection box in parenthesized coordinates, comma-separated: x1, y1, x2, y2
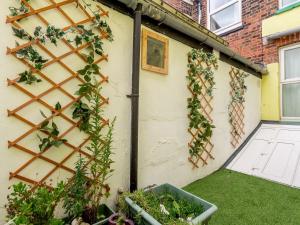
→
(279, 0, 300, 9)
(280, 43, 300, 120)
(207, 0, 242, 35)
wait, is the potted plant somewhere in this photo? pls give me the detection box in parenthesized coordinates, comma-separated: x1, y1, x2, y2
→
(5, 182, 66, 225)
(63, 81, 116, 225)
(108, 213, 134, 225)
(119, 184, 217, 225)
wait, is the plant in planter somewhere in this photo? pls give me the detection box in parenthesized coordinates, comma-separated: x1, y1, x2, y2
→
(119, 184, 217, 225)
(63, 81, 116, 224)
(108, 213, 134, 225)
(5, 182, 65, 225)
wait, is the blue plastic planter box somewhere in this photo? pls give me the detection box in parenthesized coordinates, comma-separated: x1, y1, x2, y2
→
(125, 183, 217, 225)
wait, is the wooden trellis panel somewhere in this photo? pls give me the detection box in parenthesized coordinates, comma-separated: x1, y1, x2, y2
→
(229, 67, 246, 148)
(187, 59, 216, 168)
(6, 0, 110, 189)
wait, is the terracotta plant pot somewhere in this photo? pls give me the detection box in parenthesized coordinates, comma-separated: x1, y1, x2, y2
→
(108, 213, 134, 225)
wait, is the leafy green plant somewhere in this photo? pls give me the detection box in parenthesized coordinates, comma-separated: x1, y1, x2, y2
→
(228, 69, 249, 136)
(5, 182, 65, 225)
(187, 49, 218, 158)
(77, 52, 100, 82)
(93, 15, 114, 42)
(12, 27, 32, 40)
(12, 25, 65, 45)
(16, 43, 48, 70)
(33, 25, 65, 46)
(81, 81, 115, 223)
(71, 24, 104, 56)
(63, 156, 89, 220)
(119, 190, 204, 225)
(72, 100, 91, 132)
(9, 0, 30, 16)
(38, 108, 67, 152)
(17, 70, 42, 84)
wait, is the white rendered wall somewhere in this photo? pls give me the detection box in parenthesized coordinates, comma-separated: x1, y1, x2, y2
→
(0, 1, 261, 222)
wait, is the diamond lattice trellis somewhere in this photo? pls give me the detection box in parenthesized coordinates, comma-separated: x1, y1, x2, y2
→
(229, 67, 246, 148)
(6, 0, 110, 189)
(187, 58, 217, 169)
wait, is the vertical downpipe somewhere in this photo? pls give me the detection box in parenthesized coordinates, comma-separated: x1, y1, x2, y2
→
(129, 3, 142, 192)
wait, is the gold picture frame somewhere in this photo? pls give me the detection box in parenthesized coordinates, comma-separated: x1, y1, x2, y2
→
(142, 29, 169, 75)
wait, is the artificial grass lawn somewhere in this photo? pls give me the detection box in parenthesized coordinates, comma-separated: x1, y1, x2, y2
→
(184, 169, 300, 225)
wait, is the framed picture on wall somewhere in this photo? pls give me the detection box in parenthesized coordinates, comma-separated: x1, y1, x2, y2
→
(142, 29, 169, 75)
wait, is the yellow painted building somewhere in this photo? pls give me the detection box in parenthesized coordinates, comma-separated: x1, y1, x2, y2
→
(261, 3, 300, 121)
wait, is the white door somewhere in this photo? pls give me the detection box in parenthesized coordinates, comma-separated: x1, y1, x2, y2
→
(280, 44, 300, 120)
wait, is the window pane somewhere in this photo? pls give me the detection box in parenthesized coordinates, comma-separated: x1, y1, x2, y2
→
(210, 3, 239, 31)
(210, 0, 232, 11)
(282, 83, 300, 117)
(284, 47, 300, 80)
(282, 0, 299, 7)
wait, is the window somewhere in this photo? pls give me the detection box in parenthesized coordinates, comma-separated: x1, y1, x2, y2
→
(280, 45, 300, 119)
(280, 0, 300, 8)
(181, 1, 194, 17)
(208, 0, 242, 34)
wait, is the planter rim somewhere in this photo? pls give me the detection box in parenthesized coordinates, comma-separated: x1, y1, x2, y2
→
(125, 183, 218, 225)
(92, 204, 115, 225)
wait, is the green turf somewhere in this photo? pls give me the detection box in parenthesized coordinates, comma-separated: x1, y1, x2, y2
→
(184, 169, 300, 225)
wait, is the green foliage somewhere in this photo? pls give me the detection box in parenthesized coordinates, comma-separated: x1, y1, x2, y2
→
(16, 43, 48, 70)
(72, 100, 91, 132)
(38, 109, 66, 152)
(84, 82, 115, 223)
(231, 71, 248, 104)
(77, 52, 100, 82)
(187, 49, 217, 158)
(72, 25, 104, 56)
(17, 70, 42, 84)
(12, 25, 65, 46)
(228, 69, 248, 135)
(119, 190, 204, 225)
(93, 15, 114, 42)
(63, 156, 89, 219)
(9, 0, 30, 16)
(33, 25, 65, 46)
(5, 182, 65, 225)
(12, 27, 32, 40)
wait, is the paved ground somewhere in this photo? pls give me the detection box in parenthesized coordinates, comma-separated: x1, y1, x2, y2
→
(227, 124, 300, 188)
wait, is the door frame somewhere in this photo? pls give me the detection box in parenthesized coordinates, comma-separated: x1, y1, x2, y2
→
(279, 43, 300, 121)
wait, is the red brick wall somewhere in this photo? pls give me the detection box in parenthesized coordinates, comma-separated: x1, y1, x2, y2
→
(164, 0, 300, 65)
(163, 0, 199, 21)
(264, 32, 300, 64)
(220, 0, 278, 64)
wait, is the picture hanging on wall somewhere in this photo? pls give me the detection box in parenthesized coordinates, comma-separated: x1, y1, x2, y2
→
(142, 28, 169, 75)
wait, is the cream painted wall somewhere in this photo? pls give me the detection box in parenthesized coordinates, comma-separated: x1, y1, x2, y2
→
(0, 1, 261, 222)
(261, 63, 281, 121)
(0, 1, 133, 222)
(138, 35, 262, 188)
(262, 7, 300, 37)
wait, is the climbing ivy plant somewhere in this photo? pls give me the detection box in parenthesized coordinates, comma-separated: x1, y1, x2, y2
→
(9, 0, 30, 16)
(187, 49, 218, 159)
(6, 1, 115, 223)
(228, 69, 249, 136)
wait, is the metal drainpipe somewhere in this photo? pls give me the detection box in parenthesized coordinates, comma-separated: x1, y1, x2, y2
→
(129, 3, 142, 192)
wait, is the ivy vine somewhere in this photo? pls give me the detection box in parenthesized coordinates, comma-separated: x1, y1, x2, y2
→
(38, 104, 66, 152)
(17, 70, 41, 84)
(187, 49, 218, 159)
(228, 69, 248, 135)
(9, 0, 30, 16)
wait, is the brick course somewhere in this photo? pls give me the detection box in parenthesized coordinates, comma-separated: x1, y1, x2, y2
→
(163, 0, 300, 65)
(163, 0, 199, 21)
